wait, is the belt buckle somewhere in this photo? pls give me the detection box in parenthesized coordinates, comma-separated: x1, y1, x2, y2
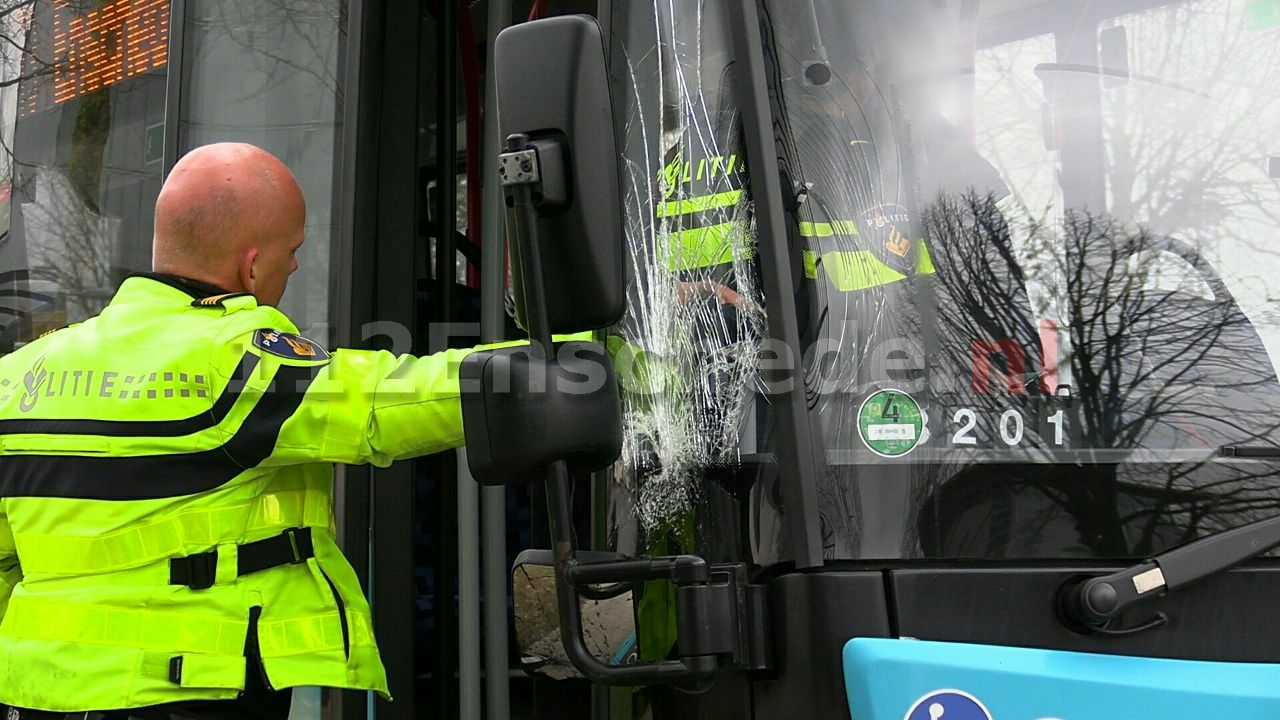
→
(169, 549, 218, 590)
(284, 527, 314, 564)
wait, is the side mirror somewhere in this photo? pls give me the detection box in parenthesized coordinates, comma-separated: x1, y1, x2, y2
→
(474, 15, 748, 688)
(513, 550, 637, 679)
(464, 15, 625, 485)
(461, 342, 622, 485)
(494, 14, 624, 334)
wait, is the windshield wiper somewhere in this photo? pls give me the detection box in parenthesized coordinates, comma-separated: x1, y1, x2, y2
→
(1220, 445, 1280, 458)
(1058, 510, 1280, 634)
(1033, 62, 1211, 99)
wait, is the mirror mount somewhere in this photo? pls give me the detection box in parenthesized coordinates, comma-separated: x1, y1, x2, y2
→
(511, 550, 772, 684)
(498, 136, 569, 211)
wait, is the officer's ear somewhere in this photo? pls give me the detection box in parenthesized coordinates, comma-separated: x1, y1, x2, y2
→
(240, 247, 260, 297)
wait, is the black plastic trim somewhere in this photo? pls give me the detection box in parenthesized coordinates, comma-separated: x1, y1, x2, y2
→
(162, 0, 186, 174)
(893, 566, 1280, 663)
(726, 0, 826, 569)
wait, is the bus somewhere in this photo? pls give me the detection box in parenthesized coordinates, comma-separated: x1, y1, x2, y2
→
(4, 0, 1280, 719)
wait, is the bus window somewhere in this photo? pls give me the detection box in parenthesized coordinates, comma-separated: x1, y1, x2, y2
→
(0, 0, 169, 356)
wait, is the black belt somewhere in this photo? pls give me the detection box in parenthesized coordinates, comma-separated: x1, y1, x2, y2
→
(169, 527, 315, 590)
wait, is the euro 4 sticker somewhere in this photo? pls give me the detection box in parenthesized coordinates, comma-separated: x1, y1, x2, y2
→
(905, 690, 993, 720)
(857, 389, 925, 458)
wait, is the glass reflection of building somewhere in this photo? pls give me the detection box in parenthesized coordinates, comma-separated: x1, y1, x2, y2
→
(0, 0, 341, 355)
(1, 0, 169, 349)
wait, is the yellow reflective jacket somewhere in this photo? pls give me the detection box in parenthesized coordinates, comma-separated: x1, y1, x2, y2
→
(0, 275, 477, 711)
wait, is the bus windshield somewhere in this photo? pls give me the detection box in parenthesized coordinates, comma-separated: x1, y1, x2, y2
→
(776, 0, 1280, 559)
(771, 0, 1280, 457)
(610, 0, 1280, 561)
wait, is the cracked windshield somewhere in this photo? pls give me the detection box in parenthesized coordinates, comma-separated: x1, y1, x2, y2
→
(609, 0, 1280, 561)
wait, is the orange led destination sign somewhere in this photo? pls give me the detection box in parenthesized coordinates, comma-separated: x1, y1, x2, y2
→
(54, 0, 170, 100)
(21, 0, 169, 115)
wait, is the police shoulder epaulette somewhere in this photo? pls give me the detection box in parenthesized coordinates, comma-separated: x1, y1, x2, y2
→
(192, 292, 253, 308)
(252, 329, 332, 361)
(38, 324, 69, 338)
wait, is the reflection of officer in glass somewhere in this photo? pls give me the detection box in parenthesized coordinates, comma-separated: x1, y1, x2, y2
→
(0, 144, 491, 719)
(647, 12, 764, 461)
(770, 0, 1040, 449)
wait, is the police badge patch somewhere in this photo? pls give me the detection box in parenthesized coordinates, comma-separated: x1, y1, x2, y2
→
(252, 330, 332, 361)
(861, 203, 916, 274)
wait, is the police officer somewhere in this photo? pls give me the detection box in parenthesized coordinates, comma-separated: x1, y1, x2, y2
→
(0, 143, 486, 719)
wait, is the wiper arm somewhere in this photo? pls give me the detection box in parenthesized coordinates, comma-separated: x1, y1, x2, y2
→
(1220, 445, 1280, 458)
(1059, 512, 1280, 634)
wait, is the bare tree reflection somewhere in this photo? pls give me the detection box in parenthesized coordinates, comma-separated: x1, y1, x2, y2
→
(919, 193, 1280, 558)
(0, 0, 120, 348)
(0, 0, 344, 353)
(187, 0, 341, 103)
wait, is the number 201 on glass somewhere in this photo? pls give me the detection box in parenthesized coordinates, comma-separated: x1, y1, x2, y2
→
(951, 408, 1068, 447)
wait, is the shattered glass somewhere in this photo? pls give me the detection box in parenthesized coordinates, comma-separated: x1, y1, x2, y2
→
(608, 0, 766, 536)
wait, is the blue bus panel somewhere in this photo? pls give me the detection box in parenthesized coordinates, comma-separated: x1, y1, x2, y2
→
(844, 638, 1280, 720)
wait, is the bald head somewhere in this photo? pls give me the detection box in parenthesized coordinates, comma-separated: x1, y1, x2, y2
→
(153, 143, 306, 306)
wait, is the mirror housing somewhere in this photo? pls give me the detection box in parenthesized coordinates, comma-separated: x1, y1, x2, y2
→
(494, 14, 625, 334)
(460, 341, 623, 485)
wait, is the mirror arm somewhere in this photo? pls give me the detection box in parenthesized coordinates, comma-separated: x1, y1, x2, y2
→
(492, 17, 726, 687)
(501, 133, 720, 686)
(568, 555, 709, 586)
(547, 447, 719, 685)
(501, 133, 554, 352)
(576, 582, 631, 602)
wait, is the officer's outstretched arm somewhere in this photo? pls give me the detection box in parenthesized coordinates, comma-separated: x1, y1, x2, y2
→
(223, 328, 598, 470)
(0, 502, 20, 620)
(232, 336, 480, 468)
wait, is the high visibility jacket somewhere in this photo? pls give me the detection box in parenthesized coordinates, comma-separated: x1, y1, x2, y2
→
(0, 275, 478, 711)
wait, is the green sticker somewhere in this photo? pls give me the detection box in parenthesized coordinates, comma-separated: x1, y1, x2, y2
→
(857, 389, 924, 458)
(1247, 0, 1280, 30)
